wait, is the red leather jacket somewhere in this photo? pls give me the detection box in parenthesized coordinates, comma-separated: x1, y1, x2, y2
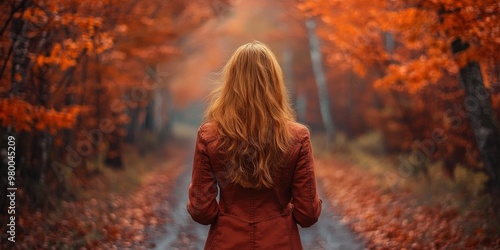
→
(187, 121, 322, 249)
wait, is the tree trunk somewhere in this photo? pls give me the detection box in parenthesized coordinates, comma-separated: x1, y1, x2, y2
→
(104, 132, 124, 169)
(296, 93, 307, 124)
(282, 46, 307, 123)
(305, 18, 336, 144)
(282, 45, 294, 99)
(163, 86, 174, 141)
(452, 39, 500, 188)
(10, 9, 29, 94)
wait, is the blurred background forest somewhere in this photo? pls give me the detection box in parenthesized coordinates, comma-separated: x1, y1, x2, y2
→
(0, 0, 499, 248)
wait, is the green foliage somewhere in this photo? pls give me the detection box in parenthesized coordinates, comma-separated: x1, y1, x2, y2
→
(453, 164, 489, 197)
(138, 131, 161, 156)
(324, 131, 491, 202)
(350, 131, 386, 155)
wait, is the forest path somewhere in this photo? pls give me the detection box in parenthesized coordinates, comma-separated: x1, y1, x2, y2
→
(152, 148, 364, 250)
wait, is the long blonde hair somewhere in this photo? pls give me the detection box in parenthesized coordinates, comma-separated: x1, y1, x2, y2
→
(205, 41, 295, 189)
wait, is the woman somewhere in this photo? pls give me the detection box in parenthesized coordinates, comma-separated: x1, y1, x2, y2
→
(187, 41, 322, 249)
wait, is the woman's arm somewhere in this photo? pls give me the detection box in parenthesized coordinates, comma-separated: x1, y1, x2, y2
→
(291, 128, 322, 228)
(187, 126, 219, 225)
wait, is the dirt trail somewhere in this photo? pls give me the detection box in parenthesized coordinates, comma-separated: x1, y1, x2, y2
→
(152, 150, 364, 250)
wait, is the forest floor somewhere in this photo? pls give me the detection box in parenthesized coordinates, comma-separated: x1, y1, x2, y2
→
(314, 133, 500, 250)
(3, 138, 364, 249)
(150, 149, 363, 250)
(4, 135, 499, 249)
(3, 142, 187, 249)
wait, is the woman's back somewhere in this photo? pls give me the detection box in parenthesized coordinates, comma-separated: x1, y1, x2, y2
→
(186, 41, 322, 249)
(187, 121, 321, 249)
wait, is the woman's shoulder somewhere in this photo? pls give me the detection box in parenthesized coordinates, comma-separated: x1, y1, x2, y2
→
(197, 121, 219, 144)
(197, 121, 310, 143)
(287, 121, 311, 142)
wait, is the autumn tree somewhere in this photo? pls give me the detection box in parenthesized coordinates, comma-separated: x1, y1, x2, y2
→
(1, 0, 112, 207)
(0, 0, 230, 208)
(299, 0, 500, 187)
(306, 18, 336, 145)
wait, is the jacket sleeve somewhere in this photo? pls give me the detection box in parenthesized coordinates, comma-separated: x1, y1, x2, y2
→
(291, 128, 322, 228)
(187, 126, 219, 225)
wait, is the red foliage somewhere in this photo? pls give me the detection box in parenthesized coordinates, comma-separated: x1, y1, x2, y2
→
(316, 157, 500, 249)
(1, 151, 184, 249)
